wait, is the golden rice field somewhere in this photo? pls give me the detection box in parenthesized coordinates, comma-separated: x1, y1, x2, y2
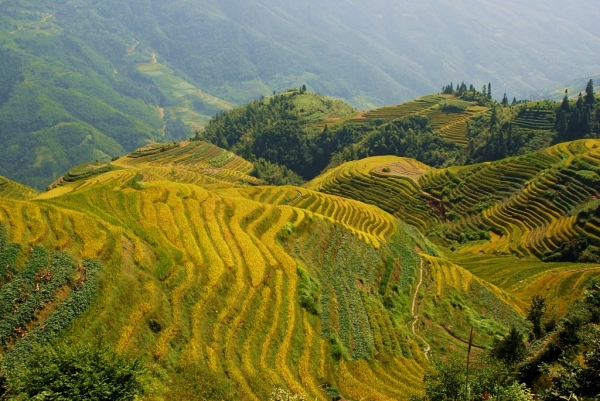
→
(0, 140, 479, 400)
(0, 179, 433, 400)
(2, 137, 599, 400)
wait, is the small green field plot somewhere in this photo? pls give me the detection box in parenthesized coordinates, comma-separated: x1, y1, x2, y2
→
(513, 109, 556, 130)
(128, 142, 181, 158)
(64, 162, 113, 182)
(47, 162, 114, 190)
(0, 177, 38, 200)
(137, 63, 234, 131)
(356, 94, 445, 122)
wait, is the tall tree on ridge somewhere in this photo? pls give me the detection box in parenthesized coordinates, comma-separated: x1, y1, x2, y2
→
(585, 79, 595, 106)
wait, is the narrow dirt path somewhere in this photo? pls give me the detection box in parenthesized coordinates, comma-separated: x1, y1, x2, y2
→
(287, 190, 303, 206)
(411, 257, 431, 360)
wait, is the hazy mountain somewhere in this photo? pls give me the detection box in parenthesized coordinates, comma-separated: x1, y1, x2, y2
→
(1, 0, 599, 188)
(84, 0, 600, 107)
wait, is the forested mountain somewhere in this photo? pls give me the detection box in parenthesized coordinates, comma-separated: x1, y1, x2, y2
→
(198, 82, 599, 185)
(36, 0, 600, 107)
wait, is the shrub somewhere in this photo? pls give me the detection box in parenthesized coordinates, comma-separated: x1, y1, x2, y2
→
(6, 343, 146, 401)
(297, 267, 320, 315)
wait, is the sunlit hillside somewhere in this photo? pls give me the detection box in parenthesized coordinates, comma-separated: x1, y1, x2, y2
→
(0, 140, 531, 400)
(309, 140, 600, 313)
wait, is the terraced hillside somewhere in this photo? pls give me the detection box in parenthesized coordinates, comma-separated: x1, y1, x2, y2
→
(421, 139, 600, 261)
(0, 176, 38, 200)
(350, 94, 489, 147)
(306, 156, 440, 232)
(307, 140, 600, 313)
(0, 138, 532, 400)
(39, 141, 261, 200)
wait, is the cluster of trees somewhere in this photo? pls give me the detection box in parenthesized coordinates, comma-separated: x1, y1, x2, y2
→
(328, 116, 465, 169)
(555, 80, 598, 142)
(250, 158, 305, 186)
(418, 281, 600, 400)
(200, 91, 465, 182)
(467, 107, 516, 161)
(442, 82, 495, 105)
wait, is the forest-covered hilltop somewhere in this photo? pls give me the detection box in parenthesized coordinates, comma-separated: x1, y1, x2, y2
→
(197, 81, 599, 186)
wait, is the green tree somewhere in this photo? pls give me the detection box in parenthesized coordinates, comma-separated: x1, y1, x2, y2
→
(491, 326, 527, 367)
(416, 355, 533, 401)
(5, 343, 146, 400)
(526, 295, 546, 340)
(585, 79, 595, 106)
(490, 106, 499, 128)
(488, 83, 492, 99)
(502, 93, 509, 106)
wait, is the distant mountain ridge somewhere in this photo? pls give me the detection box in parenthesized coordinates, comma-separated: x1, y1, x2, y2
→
(1, 0, 599, 189)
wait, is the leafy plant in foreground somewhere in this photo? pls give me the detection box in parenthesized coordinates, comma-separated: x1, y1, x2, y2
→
(3, 343, 145, 401)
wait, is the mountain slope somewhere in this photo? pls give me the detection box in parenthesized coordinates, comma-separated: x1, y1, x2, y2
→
(0, 175, 38, 200)
(0, 140, 528, 400)
(307, 140, 600, 312)
(57, 0, 600, 106)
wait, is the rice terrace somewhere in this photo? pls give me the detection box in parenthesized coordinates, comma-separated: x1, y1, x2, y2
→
(0, 0, 599, 398)
(1, 101, 600, 398)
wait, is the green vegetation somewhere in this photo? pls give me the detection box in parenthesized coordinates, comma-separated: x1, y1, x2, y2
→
(0, 176, 37, 200)
(136, 62, 234, 132)
(3, 343, 146, 400)
(1, 129, 600, 399)
(198, 81, 597, 185)
(199, 91, 472, 181)
(0, 6, 169, 189)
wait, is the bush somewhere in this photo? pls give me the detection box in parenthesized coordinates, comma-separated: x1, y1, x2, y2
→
(297, 267, 320, 315)
(5, 343, 146, 401)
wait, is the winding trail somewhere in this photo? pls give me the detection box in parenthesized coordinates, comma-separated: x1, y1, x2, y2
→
(411, 257, 431, 360)
(287, 190, 303, 206)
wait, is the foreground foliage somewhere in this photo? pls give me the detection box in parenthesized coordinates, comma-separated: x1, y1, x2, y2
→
(2, 344, 145, 401)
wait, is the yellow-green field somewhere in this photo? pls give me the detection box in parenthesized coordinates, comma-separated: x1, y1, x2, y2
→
(307, 140, 600, 315)
(0, 176, 38, 200)
(1, 138, 598, 399)
(350, 94, 490, 147)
